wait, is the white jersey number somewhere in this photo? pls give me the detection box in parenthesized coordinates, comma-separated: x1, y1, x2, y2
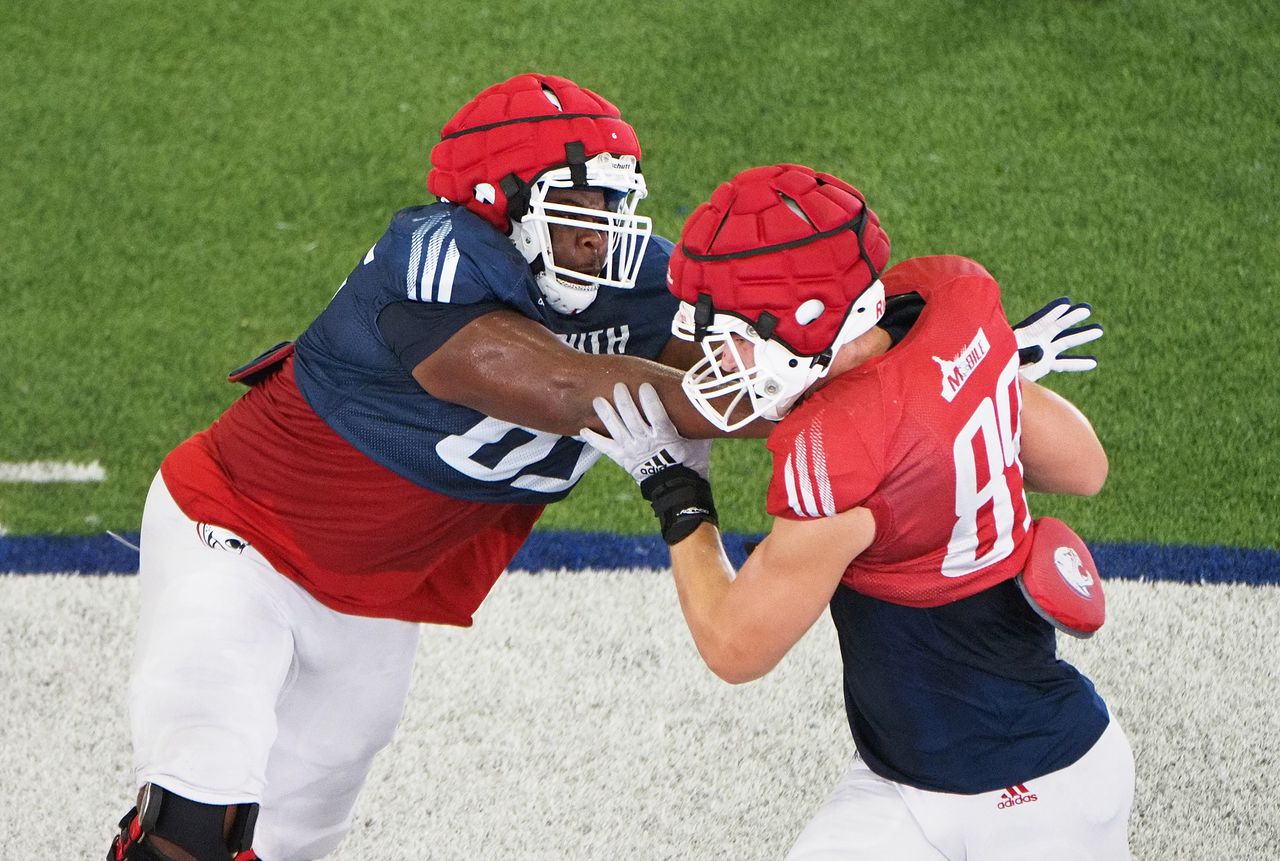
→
(942, 354, 1030, 577)
(436, 416, 600, 494)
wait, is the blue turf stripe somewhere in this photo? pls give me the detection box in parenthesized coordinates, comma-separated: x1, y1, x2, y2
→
(0, 534, 144, 575)
(1, 532, 1277, 585)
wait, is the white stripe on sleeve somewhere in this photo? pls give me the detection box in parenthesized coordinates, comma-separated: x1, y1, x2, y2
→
(436, 239, 460, 303)
(810, 426, 836, 516)
(784, 452, 805, 517)
(407, 225, 427, 300)
(794, 433, 820, 518)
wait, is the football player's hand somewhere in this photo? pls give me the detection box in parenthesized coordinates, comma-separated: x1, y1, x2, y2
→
(1012, 298, 1103, 382)
(582, 383, 717, 545)
(581, 382, 712, 483)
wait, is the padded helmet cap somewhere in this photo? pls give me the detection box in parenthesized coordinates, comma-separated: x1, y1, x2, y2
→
(669, 163, 890, 356)
(427, 73, 642, 233)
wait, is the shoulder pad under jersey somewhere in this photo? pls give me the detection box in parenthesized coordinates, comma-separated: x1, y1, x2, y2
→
(381, 203, 538, 311)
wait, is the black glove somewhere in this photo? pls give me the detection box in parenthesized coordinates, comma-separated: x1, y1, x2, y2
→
(639, 465, 718, 545)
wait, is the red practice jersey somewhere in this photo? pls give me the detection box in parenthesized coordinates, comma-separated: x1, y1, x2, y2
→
(161, 358, 543, 625)
(766, 255, 1032, 608)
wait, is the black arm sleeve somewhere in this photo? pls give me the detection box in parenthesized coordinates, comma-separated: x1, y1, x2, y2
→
(880, 292, 925, 346)
(376, 300, 508, 372)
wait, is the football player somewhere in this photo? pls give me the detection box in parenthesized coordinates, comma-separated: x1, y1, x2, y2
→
(107, 72, 1104, 858)
(107, 73, 742, 861)
(584, 164, 1132, 860)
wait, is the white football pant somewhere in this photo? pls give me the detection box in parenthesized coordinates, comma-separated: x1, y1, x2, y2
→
(129, 473, 421, 860)
(786, 718, 1134, 861)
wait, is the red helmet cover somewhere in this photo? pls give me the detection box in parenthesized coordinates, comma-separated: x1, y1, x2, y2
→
(669, 164, 891, 355)
(427, 73, 642, 233)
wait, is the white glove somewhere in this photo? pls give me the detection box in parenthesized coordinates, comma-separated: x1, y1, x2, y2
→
(581, 382, 712, 483)
(1012, 298, 1104, 382)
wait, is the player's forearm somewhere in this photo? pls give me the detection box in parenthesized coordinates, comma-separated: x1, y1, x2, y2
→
(538, 353, 687, 436)
(416, 309, 769, 438)
(668, 524, 775, 684)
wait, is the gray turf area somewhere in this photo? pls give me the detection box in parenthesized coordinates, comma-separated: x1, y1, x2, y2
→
(2, 572, 1277, 859)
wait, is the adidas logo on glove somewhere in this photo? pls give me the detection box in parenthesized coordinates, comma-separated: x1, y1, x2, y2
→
(638, 450, 680, 477)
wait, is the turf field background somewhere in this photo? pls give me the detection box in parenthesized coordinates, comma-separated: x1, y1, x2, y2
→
(2, 0, 1277, 549)
(7, 572, 1279, 859)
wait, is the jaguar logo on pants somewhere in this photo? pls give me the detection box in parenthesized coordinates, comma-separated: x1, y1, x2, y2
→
(197, 522, 249, 554)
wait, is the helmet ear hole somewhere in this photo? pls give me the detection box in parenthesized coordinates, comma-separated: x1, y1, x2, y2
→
(795, 298, 825, 325)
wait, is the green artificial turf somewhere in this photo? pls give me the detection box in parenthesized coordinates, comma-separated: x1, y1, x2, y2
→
(1, 0, 1276, 547)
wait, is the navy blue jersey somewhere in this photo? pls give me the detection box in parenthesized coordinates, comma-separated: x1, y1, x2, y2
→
(830, 579, 1109, 794)
(293, 203, 677, 503)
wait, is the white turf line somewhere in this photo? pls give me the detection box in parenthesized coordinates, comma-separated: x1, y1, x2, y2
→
(0, 459, 105, 482)
(1, 572, 1277, 860)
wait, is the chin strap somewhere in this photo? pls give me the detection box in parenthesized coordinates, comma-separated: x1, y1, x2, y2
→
(537, 270, 598, 315)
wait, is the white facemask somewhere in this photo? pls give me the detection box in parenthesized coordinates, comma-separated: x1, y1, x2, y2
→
(671, 280, 886, 431)
(506, 153, 652, 315)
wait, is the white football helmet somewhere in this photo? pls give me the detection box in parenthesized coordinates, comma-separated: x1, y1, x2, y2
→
(509, 152, 652, 315)
(672, 281, 886, 431)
